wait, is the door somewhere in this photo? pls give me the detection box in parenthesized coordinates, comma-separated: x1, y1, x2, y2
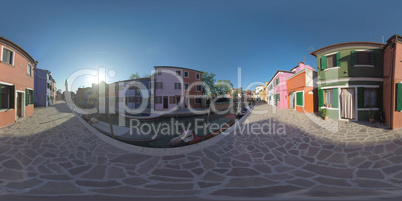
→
(163, 96, 168, 109)
(289, 92, 295, 109)
(341, 88, 355, 119)
(17, 93, 22, 117)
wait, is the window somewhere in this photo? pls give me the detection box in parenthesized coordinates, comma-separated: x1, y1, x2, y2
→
(195, 97, 201, 104)
(364, 88, 377, 107)
(196, 85, 201, 92)
(174, 83, 181, 89)
(156, 82, 163, 89)
(324, 89, 334, 107)
(357, 52, 370, 65)
(26, 89, 34, 105)
(170, 96, 175, 104)
(2, 48, 14, 65)
(196, 73, 200, 80)
(321, 53, 340, 70)
(47, 83, 50, 89)
(157, 70, 162, 75)
(27, 64, 33, 77)
(397, 83, 402, 111)
(184, 83, 189, 91)
(184, 71, 189, 78)
(176, 71, 181, 76)
(156, 96, 162, 104)
(1, 85, 14, 109)
(326, 54, 337, 68)
(276, 78, 279, 85)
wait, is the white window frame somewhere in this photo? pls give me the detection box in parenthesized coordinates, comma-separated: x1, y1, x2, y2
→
(27, 63, 33, 77)
(196, 73, 200, 80)
(196, 85, 201, 92)
(184, 83, 189, 91)
(184, 71, 189, 78)
(1, 46, 15, 66)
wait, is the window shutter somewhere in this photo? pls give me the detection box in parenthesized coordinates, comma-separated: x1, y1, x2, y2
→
(358, 87, 364, 108)
(397, 83, 402, 111)
(318, 89, 324, 107)
(351, 51, 357, 66)
(370, 51, 376, 65)
(336, 52, 341, 67)
(333, 88, 338, 108)
(321, 56, 327, 70)
(31, 90, 34, 104)
(296, 92, 303, 106)
(25, 89, 29, 106)
(10, 86, 15, 108)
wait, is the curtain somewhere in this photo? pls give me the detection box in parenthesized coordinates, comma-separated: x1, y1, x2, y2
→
(341, 89, 355, 119)
(289, 93, 295, 109)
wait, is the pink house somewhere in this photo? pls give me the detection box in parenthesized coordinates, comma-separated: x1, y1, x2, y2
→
(269, 70, 294, 109)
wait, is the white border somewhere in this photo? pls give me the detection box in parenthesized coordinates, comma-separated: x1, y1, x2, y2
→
(184, 71, 189, 78)
(15, 90, 25, 121)
(196, 73, 200, 80)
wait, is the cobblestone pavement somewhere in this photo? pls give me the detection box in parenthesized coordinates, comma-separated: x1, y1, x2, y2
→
(1, 101, 402, 200)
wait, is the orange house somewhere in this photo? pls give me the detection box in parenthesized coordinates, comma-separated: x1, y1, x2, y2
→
(287, 62, 317, 113)
(0, 36, 37, 128)
(383, 35, 402, 129)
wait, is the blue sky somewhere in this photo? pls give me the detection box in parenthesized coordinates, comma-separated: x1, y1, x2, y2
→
(1, 0, 402, 92)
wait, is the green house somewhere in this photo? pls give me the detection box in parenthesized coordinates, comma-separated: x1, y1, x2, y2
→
(310, 42, 385, 121)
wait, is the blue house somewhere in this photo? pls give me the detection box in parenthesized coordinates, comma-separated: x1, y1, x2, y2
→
(34, 68, 52, 107)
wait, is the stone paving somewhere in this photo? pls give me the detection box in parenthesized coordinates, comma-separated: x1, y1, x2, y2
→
(1, 101, 402, 200)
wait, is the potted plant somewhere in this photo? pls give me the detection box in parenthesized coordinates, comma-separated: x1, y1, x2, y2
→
(321, 108, 328, 120)
(368, 107, 375, 123)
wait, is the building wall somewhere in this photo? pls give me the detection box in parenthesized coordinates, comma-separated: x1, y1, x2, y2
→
(272, 72, 294, 109)
(34, 69, 48, 107)
(383, 39, 402, 129)
(183, 69, 203, 109)
(0, 40, 35, 128)
(287, 67, 317, 113)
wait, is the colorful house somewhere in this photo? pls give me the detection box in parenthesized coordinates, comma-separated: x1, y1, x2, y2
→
(383, 35, 402, 129)
(268, 70, 294, 109)
(34, 68, 52, 107)
(154, 66, 203, 110)
(287, 62, 317, 113)
(311, 42, 384, 121)
(0, 36, 36, 128)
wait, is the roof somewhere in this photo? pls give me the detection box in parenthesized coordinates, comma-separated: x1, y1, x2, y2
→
(268, 70, 294, 84)
(110, 77, 151, 84)
(154, 66, 203, 73)
(0, 36, 36, 64)
(310, 41, 385, 57)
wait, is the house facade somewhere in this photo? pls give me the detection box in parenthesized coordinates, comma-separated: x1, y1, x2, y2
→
(311, 42, 384, 121)
(154, 66, 203, 110)
(383, 35, 402, 129)
(0, 36, 36, 128)
(287, 62, 317, 113)
(34, 68, 51, 107)
(269, 70, 294, 109)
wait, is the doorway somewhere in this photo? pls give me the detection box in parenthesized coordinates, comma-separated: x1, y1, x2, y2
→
(341, 88, 355, 120)
(163, 96, 168, 109)
(289, 92, 295, 109)
(17, 92, 23, 118)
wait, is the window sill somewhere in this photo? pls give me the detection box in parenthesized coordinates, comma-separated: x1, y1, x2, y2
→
(0, 61, 15, 68)
(358, 108, 379, 111)
(320, 106, 337, 110)
(354, 65, 374, 67)
(322, 67, 340, 71)
(0, 109, 14, 112)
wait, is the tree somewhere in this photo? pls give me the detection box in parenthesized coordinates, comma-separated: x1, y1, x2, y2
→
(202, 71, 216, 95)
(214, 80, 233, 96)
(129, 73, 140, 80)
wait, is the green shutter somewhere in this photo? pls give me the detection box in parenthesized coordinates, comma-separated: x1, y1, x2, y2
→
(318, 89, 324, 107)
(333, 88, 338, 108)
(31, 90, 34, 104)
(351, 51, 357, 66)
(370, 51, 376, 65)
(25, 89, 29, 106)
(336, 52, 341, 67)
(321, 56, 327, 70)
(296, 92, 303, 106)
(358, 87, 364, 108)
(397, 83, 402, 111)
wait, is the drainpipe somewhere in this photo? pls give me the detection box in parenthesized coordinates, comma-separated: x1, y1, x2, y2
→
(390, 38, 396, 129)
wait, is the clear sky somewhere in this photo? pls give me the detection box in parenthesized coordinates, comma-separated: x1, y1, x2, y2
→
(1, 0, 402, 92)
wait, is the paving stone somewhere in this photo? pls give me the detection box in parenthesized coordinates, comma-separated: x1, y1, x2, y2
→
(356, 169, 384, 179)
(354, 179, 396, 188)
(198, 182, 221, 188)
(314, 177, 351, 186)
(227, 168, 260, 177)
(146, 182, 194, 190)
(76, 180, 121, 187)
(303, 164, 353, 178)
(151, 169, 193, 178)
(203, 171, 226, 182)
(40, 174, 73, 180)
(226, 177, 278, 187)
(68, 164, 92, 175)
(2, 159, 23, 170)
(211, 185, 302, 197)
(6, 178, 43, 190)
(0, 169, 24, 180)
(110, 154, 150, 165)
(28, 182, 83, 194)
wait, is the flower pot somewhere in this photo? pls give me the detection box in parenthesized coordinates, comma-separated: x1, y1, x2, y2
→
(324, 116, 329, 120)
(369, 118, 374, 123)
